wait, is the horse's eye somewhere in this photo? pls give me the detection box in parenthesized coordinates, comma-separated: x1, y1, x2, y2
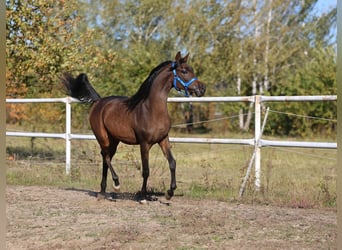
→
(181, 69, 188, 74)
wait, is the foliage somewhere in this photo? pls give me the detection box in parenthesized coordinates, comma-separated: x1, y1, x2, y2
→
(6, 0, 336, 137)
(267, 44, 337, 137)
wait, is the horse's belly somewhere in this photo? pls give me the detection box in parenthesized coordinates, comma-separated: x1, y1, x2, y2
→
(105, 122, 139, 145)
(116, 130, 139, 145)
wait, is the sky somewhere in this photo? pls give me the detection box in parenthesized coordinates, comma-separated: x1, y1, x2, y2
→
(314, 0, 336, 14)
(314, 0, 337, 43)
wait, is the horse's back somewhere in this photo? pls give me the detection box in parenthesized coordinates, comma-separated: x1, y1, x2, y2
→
(89, 96, 128, 121)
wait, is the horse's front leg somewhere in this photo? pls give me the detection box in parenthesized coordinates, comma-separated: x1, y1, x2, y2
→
(99, 156, 108, 198)
(159, 137, 177, 200)
(139, 143, 152, 197)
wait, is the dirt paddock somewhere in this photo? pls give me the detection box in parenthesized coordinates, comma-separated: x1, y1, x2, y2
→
(6, 185, 336, 249)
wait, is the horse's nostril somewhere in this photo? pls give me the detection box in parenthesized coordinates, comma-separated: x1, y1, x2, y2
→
(201, 84, 206, 94)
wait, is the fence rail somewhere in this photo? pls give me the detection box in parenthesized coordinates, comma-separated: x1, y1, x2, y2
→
(6, 95, 337, 190)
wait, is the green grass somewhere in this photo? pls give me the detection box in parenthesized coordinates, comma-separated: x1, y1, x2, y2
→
(6, 134, 337, 208)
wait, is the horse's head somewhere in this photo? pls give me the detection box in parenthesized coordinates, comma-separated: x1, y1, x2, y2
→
(171, 52, 206, 97)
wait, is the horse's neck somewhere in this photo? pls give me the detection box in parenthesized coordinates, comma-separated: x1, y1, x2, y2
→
(144, 72, 172, 113)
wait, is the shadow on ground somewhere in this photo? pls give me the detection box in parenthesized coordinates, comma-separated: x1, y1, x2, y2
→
(65, 187, 166, 203)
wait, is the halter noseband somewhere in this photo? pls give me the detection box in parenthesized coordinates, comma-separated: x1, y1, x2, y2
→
(171, 62, 198, 97)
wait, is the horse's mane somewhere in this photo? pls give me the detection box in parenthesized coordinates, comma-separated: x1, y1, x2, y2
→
(125, 60, 172, 110)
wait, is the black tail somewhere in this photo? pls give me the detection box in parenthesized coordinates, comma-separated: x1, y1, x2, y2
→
(61, 73, 101, 103)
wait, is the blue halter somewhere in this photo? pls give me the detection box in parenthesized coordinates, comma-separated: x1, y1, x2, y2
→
(171, 62, 198, 97)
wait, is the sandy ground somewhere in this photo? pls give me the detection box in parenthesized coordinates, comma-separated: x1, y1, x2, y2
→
(6, 185, 336, 250)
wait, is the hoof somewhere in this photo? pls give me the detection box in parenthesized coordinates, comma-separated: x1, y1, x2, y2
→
(113, 183, 120, 192)
(97, 192, 106, 200)
(165, 190, 173, 200)
(139, 199, 148, 205)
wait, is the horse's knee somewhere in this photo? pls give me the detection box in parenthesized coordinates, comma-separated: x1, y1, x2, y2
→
(169, 158, 176, 171)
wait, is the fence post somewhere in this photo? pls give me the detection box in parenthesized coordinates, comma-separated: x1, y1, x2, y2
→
(239, 107, 269, 197)
(65, 97, 71, 175)
(254, 95, 261, 190)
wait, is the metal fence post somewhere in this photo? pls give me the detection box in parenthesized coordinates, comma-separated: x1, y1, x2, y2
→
(65, 97, 71, 175)
(254, 95, 261, 190)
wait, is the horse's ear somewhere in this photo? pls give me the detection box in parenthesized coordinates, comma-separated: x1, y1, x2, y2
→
(182, 53, 189, 63)
(175, 51, 182, 62)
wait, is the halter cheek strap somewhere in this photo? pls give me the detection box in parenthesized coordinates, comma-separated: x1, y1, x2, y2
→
(171, 62, 198, 97)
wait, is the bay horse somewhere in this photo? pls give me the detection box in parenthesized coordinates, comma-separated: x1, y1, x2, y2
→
(61, 52, 206, 200)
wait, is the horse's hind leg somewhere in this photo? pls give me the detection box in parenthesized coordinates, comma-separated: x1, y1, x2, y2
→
(99, 141, 120, 197)
(158, 137, 176, 200)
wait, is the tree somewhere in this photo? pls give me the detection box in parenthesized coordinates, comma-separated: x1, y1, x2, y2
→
(6, 0, 336, 137)
(6, 0, 118, 125)
(7, 0, 81, 96)
(6, 0, 81, 124)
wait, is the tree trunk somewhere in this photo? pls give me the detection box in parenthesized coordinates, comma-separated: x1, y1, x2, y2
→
(263, 0, 272, 93)
(242, 0, 259, 131)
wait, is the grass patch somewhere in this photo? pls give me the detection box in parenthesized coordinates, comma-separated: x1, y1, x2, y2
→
(6, 134, 337, 208)
(186, 183, 235, 201)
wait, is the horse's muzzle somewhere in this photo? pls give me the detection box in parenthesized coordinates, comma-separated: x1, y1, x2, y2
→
(191, 82, 206, 97)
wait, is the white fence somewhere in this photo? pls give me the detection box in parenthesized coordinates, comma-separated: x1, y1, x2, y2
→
(6, 95, 337, 190)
